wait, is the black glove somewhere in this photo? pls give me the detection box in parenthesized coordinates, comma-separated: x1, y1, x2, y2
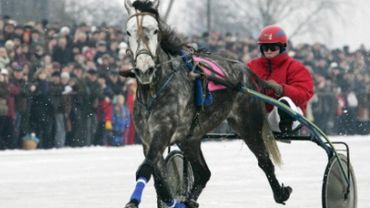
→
(265, 80, 283, 97)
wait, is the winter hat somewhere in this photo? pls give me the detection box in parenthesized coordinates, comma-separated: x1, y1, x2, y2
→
(61, 72, 70, 80)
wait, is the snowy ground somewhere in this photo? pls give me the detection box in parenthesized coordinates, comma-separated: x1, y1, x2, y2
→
(0, 136, 368, 208)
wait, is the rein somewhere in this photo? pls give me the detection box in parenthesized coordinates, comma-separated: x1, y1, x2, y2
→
(136, 58, 180, 112)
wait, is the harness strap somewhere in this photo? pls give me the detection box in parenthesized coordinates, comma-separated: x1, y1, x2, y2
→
(137, 68, 177, 112)
(136, 52, 181, 112)
(187, 108, 202, 138)
(128, 12, 158, 21)
(178, 50, 205, 137)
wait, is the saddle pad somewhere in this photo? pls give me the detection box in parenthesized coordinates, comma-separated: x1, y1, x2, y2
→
(192, 56, 227, 91)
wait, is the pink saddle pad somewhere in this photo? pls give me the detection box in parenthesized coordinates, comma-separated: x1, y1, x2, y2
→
(192, 56, 227, 91)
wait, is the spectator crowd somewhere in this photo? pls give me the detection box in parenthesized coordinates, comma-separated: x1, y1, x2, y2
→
(0, 17, 369, 150)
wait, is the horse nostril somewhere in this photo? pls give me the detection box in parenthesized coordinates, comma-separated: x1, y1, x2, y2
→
(134, 68, 141, 75)
(148, 67, 155, 75)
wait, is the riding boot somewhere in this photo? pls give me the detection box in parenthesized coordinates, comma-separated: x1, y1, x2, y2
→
(278, 101, 294, 134)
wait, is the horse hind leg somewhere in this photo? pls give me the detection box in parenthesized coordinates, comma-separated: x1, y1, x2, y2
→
(228, 107, 292, 204)
(253, 146, 292, 205)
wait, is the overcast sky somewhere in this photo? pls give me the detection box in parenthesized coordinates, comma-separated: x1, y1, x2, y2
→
(291, 0, 370, 50)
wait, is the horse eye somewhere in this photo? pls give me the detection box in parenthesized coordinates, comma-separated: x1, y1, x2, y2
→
(127, 31, 131, 36)
(153, 30, 158, 35)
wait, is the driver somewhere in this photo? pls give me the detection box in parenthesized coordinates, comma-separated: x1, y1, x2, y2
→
(247, 25, 314, 133)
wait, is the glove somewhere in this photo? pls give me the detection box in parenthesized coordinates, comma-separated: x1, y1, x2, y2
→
(62, 85, 73, 95)
(105, 120, 113, 130)
(265, 80, 283, 97)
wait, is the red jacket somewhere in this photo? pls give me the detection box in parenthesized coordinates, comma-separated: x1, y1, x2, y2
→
(247, 53, 314, 113)
(7, 82, 20, 120)
(97, 99, 113, 122)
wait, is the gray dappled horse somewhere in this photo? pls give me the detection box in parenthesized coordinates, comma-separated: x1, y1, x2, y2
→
(123, 0, 292, 207)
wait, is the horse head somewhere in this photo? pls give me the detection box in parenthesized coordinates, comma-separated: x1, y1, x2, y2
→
(125, 0, 161, 85)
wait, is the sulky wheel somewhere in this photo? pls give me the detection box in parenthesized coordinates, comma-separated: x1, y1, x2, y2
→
(322, 153, 357, 208)
(158, 150, 194, 208)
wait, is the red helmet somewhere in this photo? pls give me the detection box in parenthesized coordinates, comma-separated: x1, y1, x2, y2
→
(257, 25, 288, 45)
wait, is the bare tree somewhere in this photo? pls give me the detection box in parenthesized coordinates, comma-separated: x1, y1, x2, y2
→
(249, 0, 348, 40)
(64, 0, 125, 26)
(183, 0, 348, 41)
(162, 0, 175, 22)
(48, 0, 73, 24)
(58, 0, 177, 26)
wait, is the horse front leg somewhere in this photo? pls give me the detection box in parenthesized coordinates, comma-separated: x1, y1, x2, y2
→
(180, 139, 211, 208)
(124, 132, 187, 208)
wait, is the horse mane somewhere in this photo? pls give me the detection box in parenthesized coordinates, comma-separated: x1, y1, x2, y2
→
(132, 1, 185, 55)
(132, 1, 159, 18)
(159, 22, 186, 55)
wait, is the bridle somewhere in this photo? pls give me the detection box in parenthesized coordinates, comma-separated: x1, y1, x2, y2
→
(126, 11, 159, 66)
(125, 11, 192, 79)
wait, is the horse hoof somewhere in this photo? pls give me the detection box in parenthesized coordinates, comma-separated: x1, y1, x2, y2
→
(185, 199, 199, 208)
(124, 202, 138, 208)
(274, 185, 293, 205)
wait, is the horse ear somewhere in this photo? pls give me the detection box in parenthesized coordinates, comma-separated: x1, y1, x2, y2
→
(124, 0, 135, 15)
(152, 0, 160, 10)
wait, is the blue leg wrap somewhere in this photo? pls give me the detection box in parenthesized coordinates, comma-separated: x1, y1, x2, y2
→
(129, 177, 147, 204)
(166, 200, 187, 208)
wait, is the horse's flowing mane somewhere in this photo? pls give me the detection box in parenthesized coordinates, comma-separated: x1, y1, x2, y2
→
(159, 22, 185, 55)
(132, 1, 185, 55)
(132, 1, 159, 17)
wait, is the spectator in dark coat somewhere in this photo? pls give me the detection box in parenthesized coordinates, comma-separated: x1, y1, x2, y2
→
(0, 69, 11, 149)
(52, 36, 72, 67)
(72, 30, 89, 52)
(3, 20, 17, 41)
(106, 70, 123, 95)
(69, 66, 89, 146)
(49, 71, 66, 148)
(94, 40, 108, 64)
(29, 69, 53, 149)
(85, 69, 101, 146)
(60, 72, 73, 145)
(10, 65, 29, 148)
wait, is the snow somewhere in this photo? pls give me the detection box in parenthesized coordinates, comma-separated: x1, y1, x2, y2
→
(0, 136, 369, 208)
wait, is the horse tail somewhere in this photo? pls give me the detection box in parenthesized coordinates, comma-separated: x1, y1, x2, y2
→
(262, 115, 283, 167)
(243, 65, 283, 166)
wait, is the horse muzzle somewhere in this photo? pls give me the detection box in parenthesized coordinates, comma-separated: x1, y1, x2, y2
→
(134, 66, 156, 85)
(133, 50, 157, 84)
